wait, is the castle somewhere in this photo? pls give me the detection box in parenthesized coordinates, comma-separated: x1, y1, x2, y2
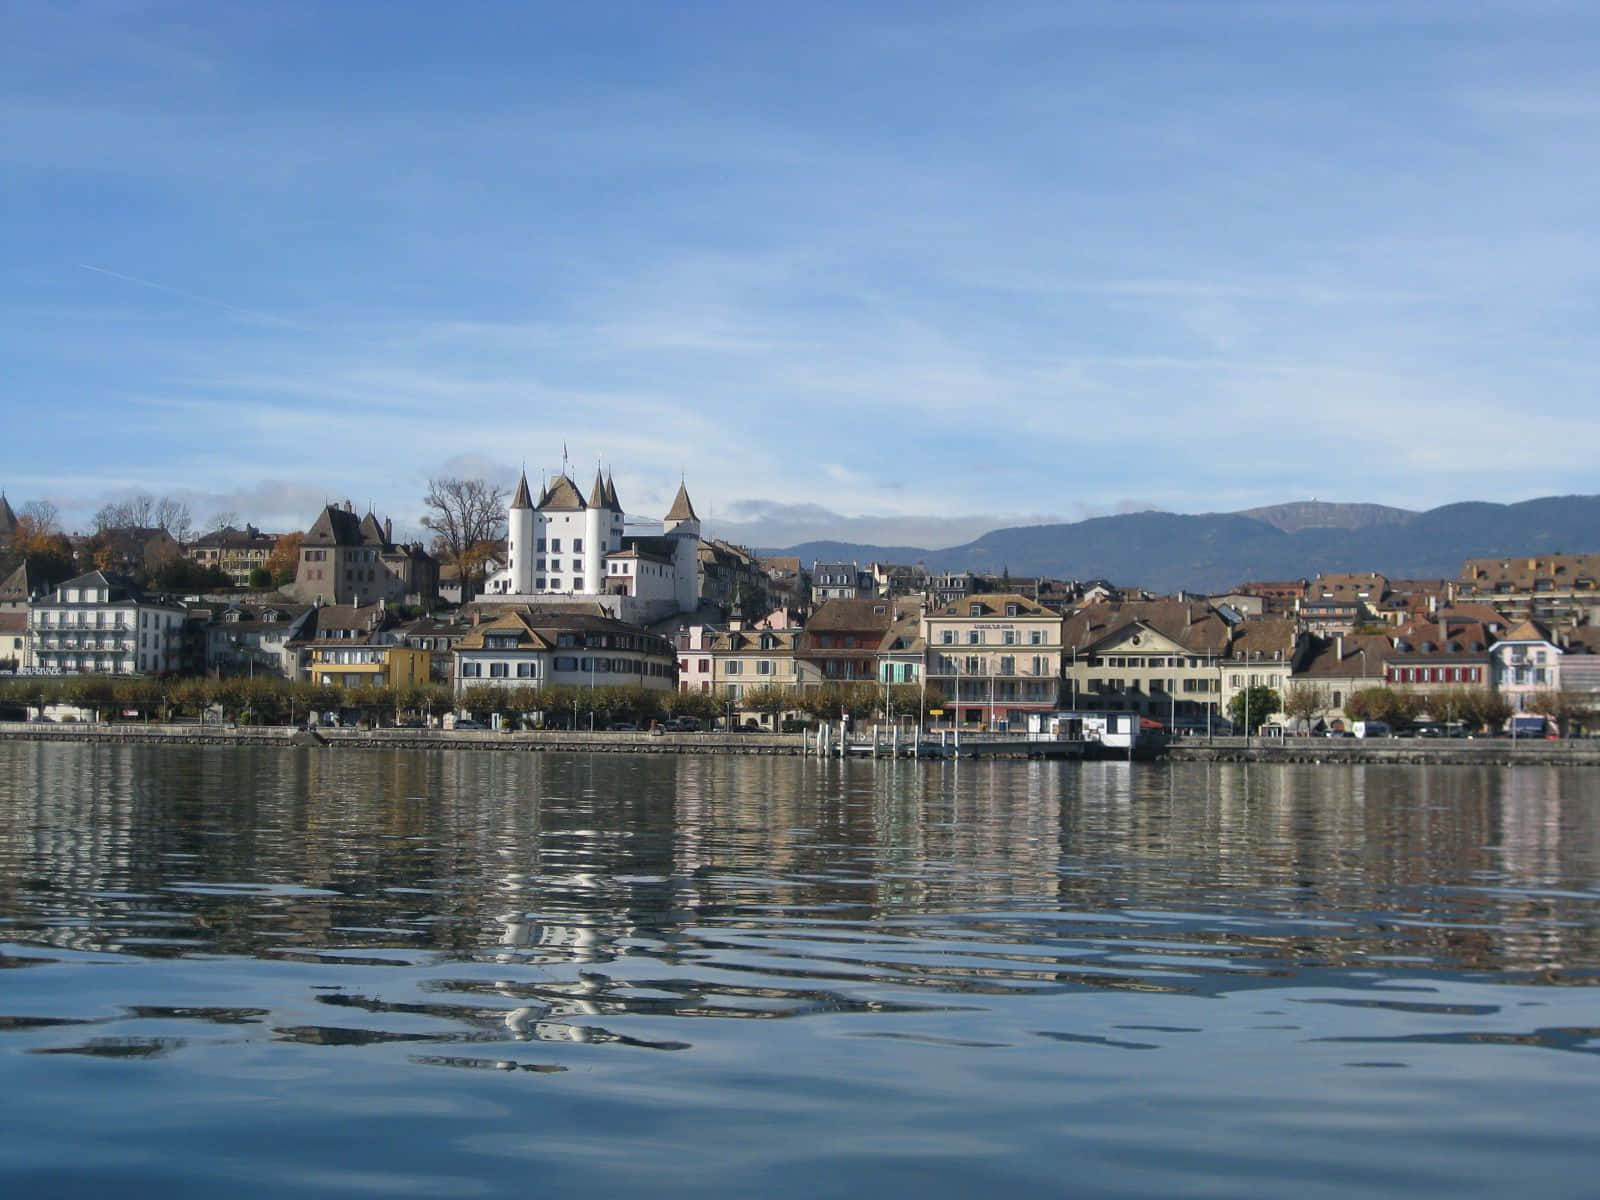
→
(481, 467, 703, 623)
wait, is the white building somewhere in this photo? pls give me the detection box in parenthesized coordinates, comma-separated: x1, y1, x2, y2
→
(27, 570, 187, 676)
(482, 467, 704, 623)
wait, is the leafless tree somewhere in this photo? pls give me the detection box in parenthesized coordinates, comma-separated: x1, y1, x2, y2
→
(421, 477, 507, 600)
(19, 499, 60, 534)
(207, 510, 241, 533)
(93, 492, 192, 541)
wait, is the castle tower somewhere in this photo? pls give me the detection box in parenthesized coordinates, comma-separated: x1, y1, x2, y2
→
(663, 481, 701, 614)
(584, 468, 607, 595)
(508, 471, 535, 594)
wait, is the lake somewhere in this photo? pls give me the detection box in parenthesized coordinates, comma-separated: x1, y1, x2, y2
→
(1, 741, 1597, 1198)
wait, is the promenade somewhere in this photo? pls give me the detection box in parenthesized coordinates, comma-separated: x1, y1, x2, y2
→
(5, 722, 1598, 765)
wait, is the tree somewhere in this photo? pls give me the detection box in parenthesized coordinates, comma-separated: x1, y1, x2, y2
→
(1528, 688, 1594, 736)
(1470, 688, 1513, 734)
(2, 502, 75, 586)
(248, 566, 273, 589)
(267, 532, 303, 587)
(206, 511, 240, 533)
(421, 477, 507, 601)
(742, 684, 798, 726)
(93, 493, 192, 541)
(1226, 685, 1281, 733)
(1418, 687, 1478, 727)
(1345, 686, 1423, 728)
(1280, 682, 1329, 730)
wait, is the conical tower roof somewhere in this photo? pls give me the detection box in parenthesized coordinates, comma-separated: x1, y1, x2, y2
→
(604, 471, 621, 511)
(664, 481, 698, 523)
(0, 492, 16, 538)
(588, 468, 608, 509)
(510, 472, 533, 510)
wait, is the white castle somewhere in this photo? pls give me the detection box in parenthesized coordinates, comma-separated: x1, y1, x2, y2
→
(481, 466, 703, 622)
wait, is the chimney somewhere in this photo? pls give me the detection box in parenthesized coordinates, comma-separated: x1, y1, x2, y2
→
(384, 518, 392, 543)
(344, 499, 354, 513)
(1336, 633, 1344, 661)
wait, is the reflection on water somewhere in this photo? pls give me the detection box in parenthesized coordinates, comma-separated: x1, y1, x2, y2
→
(1, 743, 1598, 1199)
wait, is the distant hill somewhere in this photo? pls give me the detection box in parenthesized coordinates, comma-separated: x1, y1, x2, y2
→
(761, 494, 1600, 594)
(1236, 500, 1415, 534)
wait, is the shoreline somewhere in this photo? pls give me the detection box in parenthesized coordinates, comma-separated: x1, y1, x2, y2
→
(4, 721, 1599, 765)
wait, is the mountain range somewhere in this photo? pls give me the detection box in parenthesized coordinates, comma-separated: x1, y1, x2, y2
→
(760, 495, 1600, 594)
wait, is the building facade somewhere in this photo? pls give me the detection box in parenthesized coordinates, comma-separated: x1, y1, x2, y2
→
(922, 593, 1062, 729)
(454, 607, 677, 696)
(27, 570, 186, 675)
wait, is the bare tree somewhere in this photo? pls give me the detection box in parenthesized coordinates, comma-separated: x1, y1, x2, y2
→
(421, 477, 507, 600)
(93, 492, 192, 541)
(19, 499, 60, 534)
(207, 510, 241, 533)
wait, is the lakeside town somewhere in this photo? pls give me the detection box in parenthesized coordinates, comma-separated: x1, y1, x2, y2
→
(2, 471, 1597, 740)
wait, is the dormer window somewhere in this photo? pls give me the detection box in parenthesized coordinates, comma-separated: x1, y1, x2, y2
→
(969, 603, 982, 617)
(1005, 604, 1019, 617)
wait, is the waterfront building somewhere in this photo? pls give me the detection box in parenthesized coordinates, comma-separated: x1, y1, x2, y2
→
(28, 570, 186, 675)
(1489, 620, 1564, 714)
(923, 592, 1062, 729)
(1286, 633, 1393, 726)
(877, 601, 924, 687)
(307, 643, 432, 691)
(800, 597, 898, 688)
(453, 606, 677, 697)
(199, 601, 315, 679)
(1220, 618, 1297, 719)
(709, 623, 808, 727)
(1062, 599, 1229, 724)
(1382, 616, 1493, 688)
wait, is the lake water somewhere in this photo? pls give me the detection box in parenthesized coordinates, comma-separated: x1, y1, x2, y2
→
(1, 742, 1597, 1199)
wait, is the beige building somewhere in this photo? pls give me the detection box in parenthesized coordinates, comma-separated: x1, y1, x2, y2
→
(186, 524, 280, 587)
(1286, 633, 1392, 726)
(1458, 554, 1600, 627)
(711, 625, 809, 727)
(923, 592, 1062, 729)
(1062, 600, 1232, 724)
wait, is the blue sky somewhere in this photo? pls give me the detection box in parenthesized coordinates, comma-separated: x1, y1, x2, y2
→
(5, 1, 1598, 549)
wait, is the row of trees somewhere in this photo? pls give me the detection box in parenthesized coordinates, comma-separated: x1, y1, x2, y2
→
(0, 674, 948, 731)
(1278, 683, 1596, 733)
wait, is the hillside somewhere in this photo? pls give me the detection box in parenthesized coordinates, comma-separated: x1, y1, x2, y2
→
(761, 494, 1600, 594)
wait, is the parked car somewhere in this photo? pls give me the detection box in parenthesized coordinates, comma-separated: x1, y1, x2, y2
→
(453, 718, 486, 730)
(608, 721, 639, 732)
(664, 716, 701, 732)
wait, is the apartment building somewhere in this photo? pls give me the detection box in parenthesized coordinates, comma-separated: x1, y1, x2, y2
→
(922, 593, 1062, 729)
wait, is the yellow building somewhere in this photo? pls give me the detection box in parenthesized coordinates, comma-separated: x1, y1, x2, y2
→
(307, 644, 432, 690)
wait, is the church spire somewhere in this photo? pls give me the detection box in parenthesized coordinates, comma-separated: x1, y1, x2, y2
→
(510, 471, 533, 510)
